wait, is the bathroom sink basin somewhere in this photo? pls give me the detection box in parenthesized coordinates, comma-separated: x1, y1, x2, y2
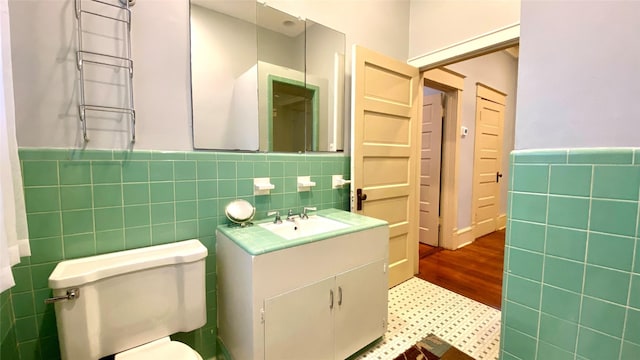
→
(259, 215, 350, 240)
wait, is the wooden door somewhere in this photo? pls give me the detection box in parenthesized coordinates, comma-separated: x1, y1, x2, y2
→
(472, 85, 505, 238)
(352, 45, 420, 288)
(334, 260, 387, 360)
(264, 277, 334, 360)
(419, 93, 443, 246)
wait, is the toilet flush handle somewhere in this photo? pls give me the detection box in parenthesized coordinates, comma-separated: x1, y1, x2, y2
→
(45, 288, 80, 304)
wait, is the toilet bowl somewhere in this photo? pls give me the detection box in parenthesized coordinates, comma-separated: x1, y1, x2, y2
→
(47, 240, 207, 360)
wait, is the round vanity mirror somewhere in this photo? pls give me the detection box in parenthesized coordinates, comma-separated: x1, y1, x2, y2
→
(225, 199, 255, 226)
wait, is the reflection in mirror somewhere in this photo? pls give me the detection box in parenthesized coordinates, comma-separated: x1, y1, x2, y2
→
(190, 1, 345, 152)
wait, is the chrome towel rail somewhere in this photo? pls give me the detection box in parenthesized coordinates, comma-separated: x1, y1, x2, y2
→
(74, 0, 135, 143)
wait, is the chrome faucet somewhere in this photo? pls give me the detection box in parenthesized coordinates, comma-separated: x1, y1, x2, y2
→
(267, 211, 282, 224)
(300, 206, 317, 219)
(286, 209, 296, 222)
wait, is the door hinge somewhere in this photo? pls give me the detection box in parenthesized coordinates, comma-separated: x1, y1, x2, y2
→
(441, 93, 446, 110)
(260, 308, 265, 324)
(383, 263, 387, 273)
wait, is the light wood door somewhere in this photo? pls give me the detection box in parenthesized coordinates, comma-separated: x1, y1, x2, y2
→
(352, 45, 420, 288)
(472, 85, 505, 238)
(264, 277, 335, 360)
(334, 260, 387, 360)
(419, 93, 443, 246)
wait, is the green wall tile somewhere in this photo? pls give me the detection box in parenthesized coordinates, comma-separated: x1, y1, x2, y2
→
(92, 161, 122, 184)
(29, 237, 63, 264)
(122, 161, 149, 182)
(504, 301, 539, 337)
(149, 161, 174, 181)
(176, 220, 198, 240)
(151, 151, 185, 160)
(545, 226, 587, 262)
(197, 161, 217, 179)
(22, 161, 58, 186)
(18, 339, 41, 360)
(587, 233, 634, 271)
(10, 267, 33, 293)
(27, 212, 61, 239)
(123, 183, 149, 205)
(590, 199, 638, 237)
(114, 150, 152, 160)
(124, 205, 150, 227)
(580, 297, 626, 337)
(151, 203, 174, 224)
(125, 226, 151, 249)
(237, 162, 254, 179)
(197, 180, 218, 199)
(254, 162, 269, 177)
(59, 161, 90, 185)
(539, 313, 578, 352)
(541, 285, 581, 322)
(508, 248, 543, 281)
(569, 148, 633, 164)
(636, 247, 640, 274)
(96, 229, 125, 253)
(630, 275, 640, 309)
(506, 275, 541, 310)
(15, 316, 38, 342)
(503, 327, 537, 360)
(197, 199, 217, 219)
(217, 153, 243, 161)
(176, 201, 197, 221)
(68, 149, 113, 160)
(622, 341, 640, 360)
(218, 161, 237, 179)
(60, 185, 92, 211)
(547, 196, 590, 229)
(584, 265, 630, 305)
(93, 184, 123, 208)
(12, 292, 35, 318)
(635, 150, 640, 165)
(576, 327, 622, 359)
(512, 164, 549, 193)
(537, 341, 575, 360)
(63, 233, 95, 259)
(592, 166, 640, 200)
(543, 257, 584, 293)
(513, 150, 567, 164)
(94, 207, 123, 232)
(30, 263, 57, 290)
(175, 161, 196, 180)
(150, 182, 175, 203)
(237, 179, 253, 197)
(24, 187, 60, 213)
(186, 151, 216, 160)
(151, 223, 175, 245)
(624, 308, 640, 344)
(20, 148, 68, 160)
(175, 181, 197, 201)
(549, 165, 592, 197)
(218, 180, 236, 197)
(511, 193, 547, 223)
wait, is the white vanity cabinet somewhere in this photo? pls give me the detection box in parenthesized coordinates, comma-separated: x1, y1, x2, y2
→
(216, 213, 388, 360)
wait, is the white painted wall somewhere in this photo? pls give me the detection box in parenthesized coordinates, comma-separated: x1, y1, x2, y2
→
(446, 50, 518, 229)
(515, 0, 640, 149)
(8, 0, 410, 151)
(408, 0, 520, 60)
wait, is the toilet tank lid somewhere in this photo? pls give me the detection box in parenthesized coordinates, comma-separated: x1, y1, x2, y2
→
(48, 239, 207, 289)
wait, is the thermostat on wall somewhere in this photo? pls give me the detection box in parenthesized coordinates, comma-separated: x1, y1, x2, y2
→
(461, 126, 469, 137)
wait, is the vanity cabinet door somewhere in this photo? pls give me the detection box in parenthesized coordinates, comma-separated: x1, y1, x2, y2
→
(264, 276, 335, 360)
(334, 260, 388, 360)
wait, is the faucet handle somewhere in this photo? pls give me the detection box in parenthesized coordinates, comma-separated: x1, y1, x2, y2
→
(267, 210, 282, 224)
(301, 206, 317, 219)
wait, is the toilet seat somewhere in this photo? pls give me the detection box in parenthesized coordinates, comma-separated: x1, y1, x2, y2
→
(115, 337, 203, 360)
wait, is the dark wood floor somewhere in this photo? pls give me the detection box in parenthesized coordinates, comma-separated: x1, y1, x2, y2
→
(417, 230, 505, 310)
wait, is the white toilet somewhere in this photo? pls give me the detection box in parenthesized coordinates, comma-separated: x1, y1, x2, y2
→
(47, 239, 208, 360)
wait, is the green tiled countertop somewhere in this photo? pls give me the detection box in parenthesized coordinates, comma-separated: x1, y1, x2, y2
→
(216, 208, 387, 255)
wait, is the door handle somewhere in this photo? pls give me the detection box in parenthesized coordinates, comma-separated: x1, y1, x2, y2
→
(496, 172, 503, 183)
(329, 289, 334, 309)
(356, 188, 367, 210)
(338, 286, 343, 306)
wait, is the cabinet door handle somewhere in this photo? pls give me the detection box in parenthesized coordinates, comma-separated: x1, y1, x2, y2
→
(329, 289, 334, 309)
(338, 286, 343, 306)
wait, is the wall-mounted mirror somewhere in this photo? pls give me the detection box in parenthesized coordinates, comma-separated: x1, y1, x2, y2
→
(190, 1, 345, 152)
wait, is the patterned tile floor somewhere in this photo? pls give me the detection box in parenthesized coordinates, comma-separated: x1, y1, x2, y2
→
(354, 277, 501, 360)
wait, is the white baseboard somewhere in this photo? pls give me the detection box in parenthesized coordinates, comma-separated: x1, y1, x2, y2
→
(497, 214, 507, 230)
(456, 226, 474, 249)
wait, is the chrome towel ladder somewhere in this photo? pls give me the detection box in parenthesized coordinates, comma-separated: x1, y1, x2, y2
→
(74, 0, 135, 143)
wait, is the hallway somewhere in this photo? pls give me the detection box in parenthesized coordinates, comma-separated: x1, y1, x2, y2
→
(417, 230, 506, 309)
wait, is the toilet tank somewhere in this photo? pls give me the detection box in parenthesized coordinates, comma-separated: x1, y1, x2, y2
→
(48, 240, 207, 360)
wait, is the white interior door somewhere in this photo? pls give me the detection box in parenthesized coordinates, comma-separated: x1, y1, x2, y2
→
(352, 45, 420, 288)
(472, 85, 505, 238)
(419, 93, 443, 246)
